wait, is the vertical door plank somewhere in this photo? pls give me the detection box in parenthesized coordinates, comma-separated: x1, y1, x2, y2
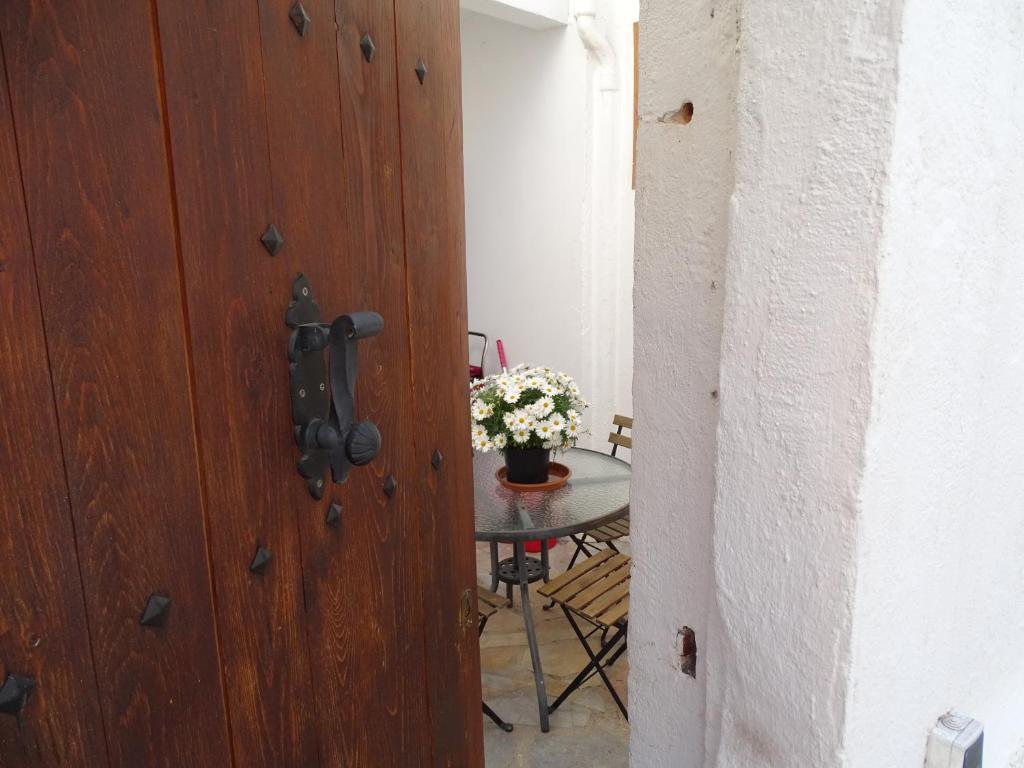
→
(0, 2, 232, 766)
(257, 0, 431, 762)
(0, 42, 108, 768)
(152, 2, 320, 765)
(393, 0, 485, 763)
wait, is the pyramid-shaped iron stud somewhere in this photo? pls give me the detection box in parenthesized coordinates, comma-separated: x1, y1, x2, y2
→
(415, 58, 427, 84)
(289, 2, 311, 37)
(0, 674, 36, 717)
(325, 502, 342, 527)
(249, 546, 272, 574)
(260, 224, 285, 256)
(431, 449, 443, 470)
(360, 33, 376, 62)
(139, 594, 171, 627)
(383, 475, 397, 497)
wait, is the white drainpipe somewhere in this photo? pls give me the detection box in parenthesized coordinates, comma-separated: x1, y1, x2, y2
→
(575, 0, 620, 92)
(574, 0, 628, 438)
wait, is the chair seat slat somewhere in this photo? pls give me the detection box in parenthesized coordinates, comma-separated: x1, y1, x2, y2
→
(542, 555, 629, 603)
(581, 575, 630, 617)
(595, 596, 630, 627)
(589, 517, 630, 542)
(477, 587, 506, 619)
(565, 561, 631, 611)
(538, 548, 614, 595)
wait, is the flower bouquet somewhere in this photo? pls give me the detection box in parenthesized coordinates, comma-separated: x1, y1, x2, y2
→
(470, 365, 588, 484)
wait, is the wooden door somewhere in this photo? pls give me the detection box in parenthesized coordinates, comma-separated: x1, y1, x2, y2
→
(0, 2, 482, 766)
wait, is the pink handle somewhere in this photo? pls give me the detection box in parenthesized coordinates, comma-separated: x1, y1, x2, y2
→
(496, 339, 508, 372)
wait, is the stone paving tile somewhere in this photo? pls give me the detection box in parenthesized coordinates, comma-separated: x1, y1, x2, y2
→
(476, 541, 630, 767)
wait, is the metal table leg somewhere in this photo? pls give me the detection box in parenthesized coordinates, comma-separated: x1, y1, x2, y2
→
(515, 541, 550, 732)
(489, 541, 500, 593)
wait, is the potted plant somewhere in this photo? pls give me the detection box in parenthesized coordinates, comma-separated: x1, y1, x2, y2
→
(470, 365, 588, 483)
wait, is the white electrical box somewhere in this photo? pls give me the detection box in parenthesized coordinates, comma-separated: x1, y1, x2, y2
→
(925, 711, 984, 768)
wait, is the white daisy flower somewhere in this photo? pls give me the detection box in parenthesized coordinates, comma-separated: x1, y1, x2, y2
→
(565, 421, 580, 439)
(566, 409, 580, 421)
(531, 397, 555, 418)
(472, 423, 488, 440)
(471, 400, 493, 420)
(548, 413, 566, 431)
(510, 408, 534, 429)
(534, 420, 557, 440)
(472, 433, 489, 450)
(512, 427, 531, 444)
(503, 386, 523, 404)
(481, 439, 494, 453)
(493, 433, 508, 450)
(503, 412, 517, 428)
(542, 382, 561, 396)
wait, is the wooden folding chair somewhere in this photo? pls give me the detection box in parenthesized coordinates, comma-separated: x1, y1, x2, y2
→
(537, 550, 630, 719)
(566, 415, 632, 569)
(477, 587, 514, 732)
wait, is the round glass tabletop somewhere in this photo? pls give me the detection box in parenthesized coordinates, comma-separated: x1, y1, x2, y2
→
(473, 448, 631, 542)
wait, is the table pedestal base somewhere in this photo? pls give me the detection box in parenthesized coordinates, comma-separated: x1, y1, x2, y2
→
(488, 542, 550, 604)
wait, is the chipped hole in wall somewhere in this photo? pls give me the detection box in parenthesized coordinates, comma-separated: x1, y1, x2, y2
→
(666, 101, 694, 124)
(678, 626, 697, 678)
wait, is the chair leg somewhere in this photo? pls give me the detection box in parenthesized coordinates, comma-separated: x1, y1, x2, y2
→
(566, 535, 593, 570)
(482, 701, 514, 732)
(549, 610, 628, 720)
(605, 639, 628, 668)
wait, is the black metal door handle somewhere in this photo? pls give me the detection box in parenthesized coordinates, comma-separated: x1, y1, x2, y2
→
(286, 275, 383, 498)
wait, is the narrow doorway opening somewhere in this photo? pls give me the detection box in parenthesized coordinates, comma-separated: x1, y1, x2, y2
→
(458, 2, 638, 763)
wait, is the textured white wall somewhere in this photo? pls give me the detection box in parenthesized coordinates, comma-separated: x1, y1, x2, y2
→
(634, 0, 1024, 765)
(628, 0, 737, 765)
(460, 4, 636, 443)
(844, 0, 1024, 764)
(707, 1, 902, 765)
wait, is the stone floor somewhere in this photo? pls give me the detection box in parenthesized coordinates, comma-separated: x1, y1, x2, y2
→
(476, 540, 629, 768)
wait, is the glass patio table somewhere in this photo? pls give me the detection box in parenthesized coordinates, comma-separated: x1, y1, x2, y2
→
(473, 447, 631, 731)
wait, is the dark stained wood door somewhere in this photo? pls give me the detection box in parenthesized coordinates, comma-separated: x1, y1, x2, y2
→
(0, 1, 481, 766)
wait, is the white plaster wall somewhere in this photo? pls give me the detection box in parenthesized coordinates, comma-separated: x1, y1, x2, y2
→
(706, 2, 903, 764)
(633, 0, 1024, 765)
(628, 0, 737, 765)
(460, 3, 636, 443)
(843, 0, 1024, 764)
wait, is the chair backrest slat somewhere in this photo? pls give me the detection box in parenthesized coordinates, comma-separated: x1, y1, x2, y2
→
(608, 432, 632, 450)
(608, 414, 633, 457)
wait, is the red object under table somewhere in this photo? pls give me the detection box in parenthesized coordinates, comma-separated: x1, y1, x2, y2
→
(524, 538, 558, 553)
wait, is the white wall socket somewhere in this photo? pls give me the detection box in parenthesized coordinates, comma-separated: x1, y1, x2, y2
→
(925, 711, 984, 768)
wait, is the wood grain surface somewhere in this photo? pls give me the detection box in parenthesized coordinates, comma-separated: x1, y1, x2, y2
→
(0, 35, 108, 768)
(394, 1, 485, 764)
(0, 2, 232, 765)
(0, 0, 480, 763)
(152, 0, 320, 764)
